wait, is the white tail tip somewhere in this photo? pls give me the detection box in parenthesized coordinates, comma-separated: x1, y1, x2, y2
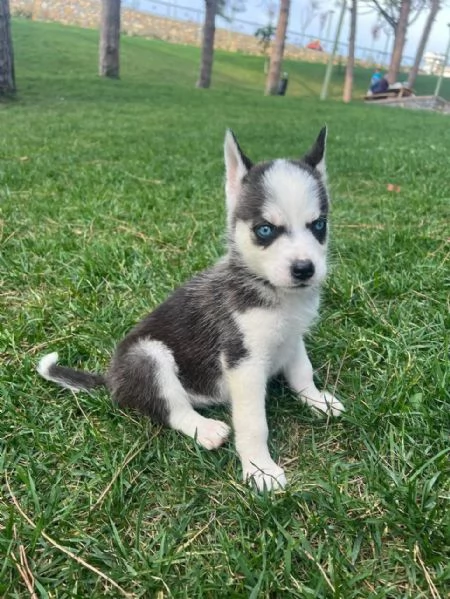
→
(37, 352, 59, 380)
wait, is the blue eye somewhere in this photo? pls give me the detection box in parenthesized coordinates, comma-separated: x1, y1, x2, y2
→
(255, 223, 275, 240)
(312, 219, 326, 232)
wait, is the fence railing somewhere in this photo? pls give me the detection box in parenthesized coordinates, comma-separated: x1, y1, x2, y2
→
(122, 0, 415, 68)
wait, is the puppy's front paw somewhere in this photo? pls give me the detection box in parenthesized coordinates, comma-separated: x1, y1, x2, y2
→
(304, 391, 344, 417)
(195, 418, 231, 450)
(242, 460, 287, 492)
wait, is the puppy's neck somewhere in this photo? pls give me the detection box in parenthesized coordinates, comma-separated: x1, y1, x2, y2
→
(224, 245, 321, 309)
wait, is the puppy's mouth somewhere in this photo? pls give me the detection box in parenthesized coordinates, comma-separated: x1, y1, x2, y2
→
(281, 282, 312, 290)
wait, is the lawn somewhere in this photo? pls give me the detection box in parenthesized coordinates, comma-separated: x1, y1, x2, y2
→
(0, 18, 449, 598)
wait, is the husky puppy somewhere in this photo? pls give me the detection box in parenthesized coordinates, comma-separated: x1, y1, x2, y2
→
(37, 128, 344, 491)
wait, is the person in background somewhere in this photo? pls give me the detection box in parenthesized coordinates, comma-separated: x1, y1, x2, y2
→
(370, 71, 389, 94)
(370, 68, 382, 88)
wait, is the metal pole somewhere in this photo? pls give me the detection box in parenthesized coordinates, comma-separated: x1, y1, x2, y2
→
(434, 23, 450, 98)
(320, 0, 347, 101)
(325, 10, 335, 46)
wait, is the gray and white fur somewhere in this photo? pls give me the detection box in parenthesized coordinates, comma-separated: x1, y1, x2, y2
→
(37, 128, 344, 491)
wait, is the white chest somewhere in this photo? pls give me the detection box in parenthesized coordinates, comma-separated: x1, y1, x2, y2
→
(233, 294, 319, 376)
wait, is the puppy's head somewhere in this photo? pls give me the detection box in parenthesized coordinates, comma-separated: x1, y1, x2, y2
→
(224, 128, 330, 290)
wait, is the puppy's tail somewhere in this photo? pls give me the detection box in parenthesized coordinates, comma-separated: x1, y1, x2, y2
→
(37, 352, 106, 392)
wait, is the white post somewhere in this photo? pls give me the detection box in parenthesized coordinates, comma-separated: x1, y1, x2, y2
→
(434, 23, 450, 98)
(320, 0, 347, 101)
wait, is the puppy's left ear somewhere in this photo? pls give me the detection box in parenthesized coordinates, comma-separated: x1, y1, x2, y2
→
(303, 126, 327, 177)
(224, 129, 253, 215)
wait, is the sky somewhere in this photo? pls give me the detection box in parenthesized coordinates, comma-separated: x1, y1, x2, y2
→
(285, 1, 450, 58)
(133, 0, 450, 63)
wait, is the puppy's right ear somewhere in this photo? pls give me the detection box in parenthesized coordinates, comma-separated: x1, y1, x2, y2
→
(224, 130, 252, 215)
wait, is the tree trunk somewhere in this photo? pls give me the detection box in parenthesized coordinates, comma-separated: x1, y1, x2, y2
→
(0, 0, 15, 97)
(265, 0, 291, 95)
(343, 0, 357, 103)
(407, 0, 440, 89)
(196, 0, 217, 88)
(387, 0, 410, 83)
(99, 0, 121, 78)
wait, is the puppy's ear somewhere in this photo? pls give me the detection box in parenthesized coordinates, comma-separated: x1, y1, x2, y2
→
(224, 129, 252, 215)
(303, 126, 327, 177)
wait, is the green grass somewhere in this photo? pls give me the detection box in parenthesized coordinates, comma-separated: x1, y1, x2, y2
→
(1, 18, 449, 598)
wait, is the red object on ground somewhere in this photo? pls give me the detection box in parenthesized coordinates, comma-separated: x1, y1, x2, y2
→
(306, 40, 323, 51)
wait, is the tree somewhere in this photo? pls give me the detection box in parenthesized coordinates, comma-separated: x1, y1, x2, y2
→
(222, 0, 246, 23)
(0, 0, 15, 97)
(407, 0, 441, 88)
(265, 0, 291, 95)
(196, 0, 218, 88)
(99, 0, 121, 78)
(368, 0, 427, 81)
(387, 0, 411, 81)
(300, 0, 322, 36)
(196, 0, 245, 89)
(255, 24, 276, 54)
(370, 21, 382, 56)
(318, 10, 329, 37)
(343, 0, 357, 102)
(255, 24, 276, 72)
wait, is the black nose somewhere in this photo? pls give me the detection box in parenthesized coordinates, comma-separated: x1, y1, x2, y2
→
(291, 260, 315, 282)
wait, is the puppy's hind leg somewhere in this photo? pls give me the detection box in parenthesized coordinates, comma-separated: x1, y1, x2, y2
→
(110, 339, 230, 450)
